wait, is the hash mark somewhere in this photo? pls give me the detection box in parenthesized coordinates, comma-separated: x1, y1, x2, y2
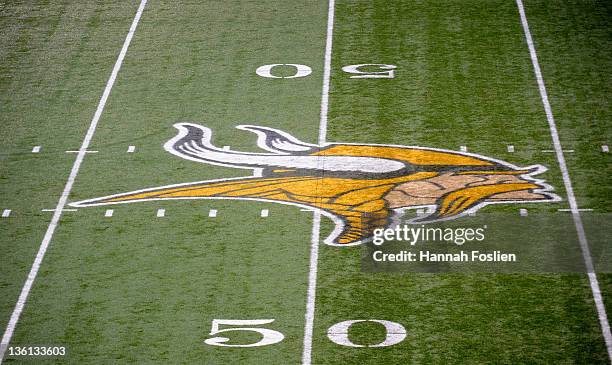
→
(541, 149, 574, 153)
(260, 209, 269, 217)
(519, 208, 528, 217)
(208, 209, 217, 217)
(602, 145, 609, 153)
(156, 208, 165, 217)
(2, 209, 11, 218)
(105, 209, 114, 217)
(32, 146, 41, 153)
(127, 145, 136, 153)
(507, 145, 514, 153)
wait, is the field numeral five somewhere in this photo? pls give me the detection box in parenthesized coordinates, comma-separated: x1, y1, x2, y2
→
(203, 319, 284, 348)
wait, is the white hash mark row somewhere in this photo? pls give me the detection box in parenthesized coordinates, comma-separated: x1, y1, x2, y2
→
(0, 208, 595, 219)
(25, 145, 612, 154)
(28, 146, 139, 153)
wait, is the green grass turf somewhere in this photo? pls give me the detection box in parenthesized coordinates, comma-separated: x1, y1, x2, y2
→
(0, 0, 610, 364)
(0, 0, 147, 337)
(314, 0, 610, 363)
(3, 0, 326, 363)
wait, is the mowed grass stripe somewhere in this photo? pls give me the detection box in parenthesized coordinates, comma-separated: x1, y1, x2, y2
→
(0, 0, 150, 342)
(4, 1, 329, 364)
(302, 1, 336, 364)
(312, 0, 610, 363)
(516, 0, 612, 328)
(0, 1, 148, 361)
(516, 0, 611, 358)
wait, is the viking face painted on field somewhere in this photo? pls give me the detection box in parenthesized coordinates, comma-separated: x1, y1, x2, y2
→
(71, 123, 559, 245)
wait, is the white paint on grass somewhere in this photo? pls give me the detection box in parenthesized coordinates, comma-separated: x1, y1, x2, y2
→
(31, 146, 41, 153)
(0, 1, 148, 362)
(156, 209, 165, 217)
(507, 145, 515, 153)
(558, 208, 593, 212)
(302, 1, 335, 364)
(516, 0, 612, 360)
(602, 145, 609, 153)
(41, 209, 77, 212)
(460, 145, 467, 152)
(519, 208, 528, 217)
(66, 150, 98, 153)
(105, 209, 114, 217)
(256, 64, 313, 79)
(127, 145, 136, 153)
(542, 149, 574, 153)
(1, 210, 11, 218)
(208, 209, 217, 218)
(260, 209, 269, 217)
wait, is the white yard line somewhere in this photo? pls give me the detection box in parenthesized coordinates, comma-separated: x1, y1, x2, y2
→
(0, 1, 148, 362)
(516, 0, 612, 361)
(302, 1, 335, 364)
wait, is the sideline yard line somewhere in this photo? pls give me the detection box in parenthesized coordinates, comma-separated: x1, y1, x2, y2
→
(302, 1, 335, 364)
(0, 1, 148, 362)
(516, 0, 612, 361)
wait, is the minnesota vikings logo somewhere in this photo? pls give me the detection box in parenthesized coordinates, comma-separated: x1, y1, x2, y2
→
(71, 123, 559, 245)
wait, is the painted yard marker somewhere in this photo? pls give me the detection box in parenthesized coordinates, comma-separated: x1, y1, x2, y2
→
(517, 0, 612, 359)
(303, 1, 335, 364)
(519, 208, 528, 217)
(127, 145, 136, 153)
(208, 209, 217, 218)
(156, 209, 165, 218)
(460, 145, 467, 152)
(260, 209, 269, 217)
(541, 149, 574, 153)
(0, 1, 148, 362)
(66, 150, 98, 154)
(31, 146, 41, 153)
(2, 210, 11, 218)
(104, 209, 114, 217)
(507, 145, 515, 153)
(602, 145, 609, 153)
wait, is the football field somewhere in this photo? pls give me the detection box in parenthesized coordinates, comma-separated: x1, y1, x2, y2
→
(1, 0, 611, 363)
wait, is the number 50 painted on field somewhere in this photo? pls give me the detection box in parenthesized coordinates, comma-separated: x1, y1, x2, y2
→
(256, 63, 397, 79)
(204, 318, 407, 348)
